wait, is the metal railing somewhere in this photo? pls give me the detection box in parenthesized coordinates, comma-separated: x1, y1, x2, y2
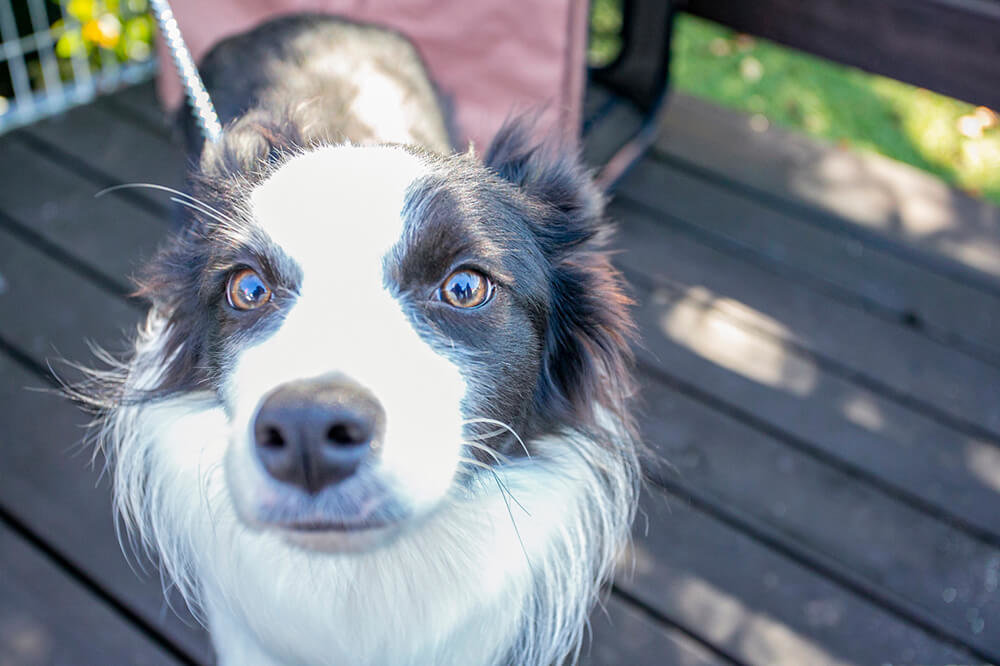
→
(0, 0, 156, 133)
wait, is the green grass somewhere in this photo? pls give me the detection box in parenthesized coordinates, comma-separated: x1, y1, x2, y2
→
(590, 7, 1000, 206)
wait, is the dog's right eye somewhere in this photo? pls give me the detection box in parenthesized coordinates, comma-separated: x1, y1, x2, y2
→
(227, 268, 272, 310)
(439, 269, 493, 309)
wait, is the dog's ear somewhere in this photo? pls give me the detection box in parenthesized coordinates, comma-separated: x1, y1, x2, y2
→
(484, 120, 604, 230)
(198, 110, 304, 182)
(485, 120, 635, 429)
(182, 110, 305, 232)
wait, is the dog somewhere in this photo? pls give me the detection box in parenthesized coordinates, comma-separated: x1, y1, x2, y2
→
(78, 14, 639, 665)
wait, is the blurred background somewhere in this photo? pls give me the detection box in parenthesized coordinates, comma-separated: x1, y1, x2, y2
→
(2, 0, 995, 203)
(0, 0, 154, 127)
(589, 0, 999, 205)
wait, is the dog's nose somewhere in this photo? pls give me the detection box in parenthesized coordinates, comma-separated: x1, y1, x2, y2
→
(253, 378, 384, 493)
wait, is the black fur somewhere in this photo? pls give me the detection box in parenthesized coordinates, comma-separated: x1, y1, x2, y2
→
(181, 14, 453, 158)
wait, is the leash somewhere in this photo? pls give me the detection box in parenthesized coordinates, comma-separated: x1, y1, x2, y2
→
(148, 0, 222, 143)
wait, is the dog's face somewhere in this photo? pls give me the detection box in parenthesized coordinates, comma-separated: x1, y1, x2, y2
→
(130, 118, 632, 553)
(217, 144, 548, 550)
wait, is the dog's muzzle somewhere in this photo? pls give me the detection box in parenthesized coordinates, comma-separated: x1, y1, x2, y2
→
(253, 377, 385, 494)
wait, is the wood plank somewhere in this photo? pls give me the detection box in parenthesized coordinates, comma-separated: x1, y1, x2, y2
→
(582, 112, 995, 659)
(101, 81, 174, 138)
(683, 0, 1000, 110)
(583, 596, 729, 666)
(0, 139, 167, 288)
(0, 225, 140, 362)
(633, 365, 1000, 660)
(616, 154, 1000, 365)
(0, 353, 212, 663)
(611, 194, 1000, 445)
(620, 488, 975, 666)
(0, 521, 182, 666)
(17, 98, 186, 195)
(3, 224, 976, 658)
(0, 227, 212, 660)
(655, 92, 1000, 292)
(609, 200, 1000, 538)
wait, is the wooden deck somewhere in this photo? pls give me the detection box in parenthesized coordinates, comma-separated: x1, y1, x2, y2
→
(1, 81, 999, 665)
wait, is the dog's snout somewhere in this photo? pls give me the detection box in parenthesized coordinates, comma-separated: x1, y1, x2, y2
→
(253, 378, 384, 494)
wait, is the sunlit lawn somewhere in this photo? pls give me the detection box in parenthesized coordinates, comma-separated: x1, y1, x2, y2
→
(590, 8, 1000, 206)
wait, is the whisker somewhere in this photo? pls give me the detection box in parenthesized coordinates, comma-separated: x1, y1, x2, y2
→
(170, 192, 224, 219)
(169, 196, 233, 227)
(96, 182, 240, 230)
(168, 192, 227, 217)
(493, 470, 534, 572)
(462, 440, 511, 465)
(456, 456, 495, 471)
(456, 456, 530, 516)
(462, 417, 531, 458)
(96, 182, 231, 224)
(463, 427, 509, 441)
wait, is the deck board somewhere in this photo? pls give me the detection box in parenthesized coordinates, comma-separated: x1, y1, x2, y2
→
(0, 139, 166, 291)
(1, 81, 998, 664)
(0, 143, 207, 660)
(0, 352, 213, 663)
(613, 201, 1000, 539)
(625, 489, 976, 666)
(0, 521, 182, 666)
(633, 367, 1000, 659)
(656, 92, 1000, 291)
(613, 191, 1000, 446)
(0, 225, 140, 360)
(99, 84, 175, 139)
(584, 596, 732, 666)
(618, 156, 1000, 368)
(19, 101, 186, 195)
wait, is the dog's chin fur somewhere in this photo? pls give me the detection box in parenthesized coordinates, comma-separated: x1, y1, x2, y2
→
(98, 314, 637, 665)
(73, 14, 641, 666)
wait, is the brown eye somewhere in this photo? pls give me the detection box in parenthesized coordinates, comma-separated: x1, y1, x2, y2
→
(440, 269, 492, 309)
(227, 268, 272, 310)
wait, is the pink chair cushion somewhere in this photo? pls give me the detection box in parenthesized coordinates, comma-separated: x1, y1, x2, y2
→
(157, 0, 589, 149)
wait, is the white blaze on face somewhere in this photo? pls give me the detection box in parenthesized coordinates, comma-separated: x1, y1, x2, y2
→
(226, 145, 467, 517)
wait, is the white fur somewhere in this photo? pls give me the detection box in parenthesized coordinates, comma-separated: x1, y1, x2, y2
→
(104, 315, 637, 665)
(227, 146, 468, 528)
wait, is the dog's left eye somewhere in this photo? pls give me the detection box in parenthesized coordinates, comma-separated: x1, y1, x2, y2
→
(439, 269, 492, 309)
(227, 268, 272, 310)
